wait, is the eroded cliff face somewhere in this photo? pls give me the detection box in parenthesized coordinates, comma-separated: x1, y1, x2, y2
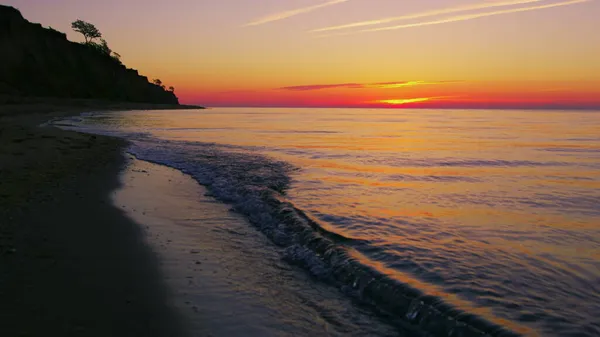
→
(0, 5, 179, 104)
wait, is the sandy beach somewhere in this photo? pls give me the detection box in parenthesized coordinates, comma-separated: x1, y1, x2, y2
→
(0, 102, 405, 337)
(0, 101, 198, 337)
(6, 102, 599, 337)
(114, 157, 406, 337)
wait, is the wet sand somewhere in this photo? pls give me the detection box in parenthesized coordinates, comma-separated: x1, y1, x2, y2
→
(0, 101, 410, 337)
(0, 101, 197, 336)
(114, 156, 405, 337)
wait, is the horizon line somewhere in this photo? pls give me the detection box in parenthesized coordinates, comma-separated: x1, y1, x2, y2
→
(187, 104, 600, 111)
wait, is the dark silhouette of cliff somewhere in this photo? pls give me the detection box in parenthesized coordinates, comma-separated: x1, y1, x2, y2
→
(0, 5, 179, 105)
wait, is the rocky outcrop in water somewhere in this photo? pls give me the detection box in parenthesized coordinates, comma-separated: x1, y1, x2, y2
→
(0, 5, 178, 104)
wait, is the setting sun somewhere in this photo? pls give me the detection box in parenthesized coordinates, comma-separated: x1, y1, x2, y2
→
(375, 97, 435, 105)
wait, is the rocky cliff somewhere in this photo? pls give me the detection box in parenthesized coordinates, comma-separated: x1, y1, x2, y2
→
(0, 5, 179, 104)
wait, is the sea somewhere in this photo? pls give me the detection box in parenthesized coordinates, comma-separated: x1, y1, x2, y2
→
(55, 108, 600, 337)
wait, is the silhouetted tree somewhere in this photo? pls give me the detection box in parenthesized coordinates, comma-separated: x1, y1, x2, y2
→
(84, 38, 111, 58)
(97, 38, 111, 55)
(71, 19, 102, 43)
(168, 86, 175, 92)
(154, 79, 166, 90)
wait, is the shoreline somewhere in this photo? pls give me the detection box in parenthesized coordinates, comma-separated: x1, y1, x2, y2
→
(114, 155, 407, 337)
(0, 102, 199, 336)
(0, 103, 405, 337)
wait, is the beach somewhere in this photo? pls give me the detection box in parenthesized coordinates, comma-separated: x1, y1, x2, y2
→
(53, 107, 600, 337)
(0, 101, 196, 337)
(0, 102, 401, 337)
(3, 105, 599, 337)
(114, 156, 405, 337)
(1, 102, 408, 337)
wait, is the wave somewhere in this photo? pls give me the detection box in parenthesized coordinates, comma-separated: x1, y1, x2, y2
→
(352, 155, 576, 169)
(123, 137, 521, 337)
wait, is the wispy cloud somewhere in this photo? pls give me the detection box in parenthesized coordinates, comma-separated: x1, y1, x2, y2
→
(280, 83, 362, 91)
(245, 0, 350, 27)
(313, 0, 590, 37)
(365, 0, 590, 32)
(279, 80, 458, 91)
(311, 0, 543, 32)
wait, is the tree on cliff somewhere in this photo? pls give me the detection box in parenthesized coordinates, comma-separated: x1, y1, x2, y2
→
(98, 39, 111, 55)
(153, 79, 166, 89)
(71, 19, 102, 43)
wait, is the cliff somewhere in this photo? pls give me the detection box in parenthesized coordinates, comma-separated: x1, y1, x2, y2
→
(0, 5, 179, 105)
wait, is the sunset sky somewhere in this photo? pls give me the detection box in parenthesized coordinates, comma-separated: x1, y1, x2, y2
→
(6, 0, 600, 108)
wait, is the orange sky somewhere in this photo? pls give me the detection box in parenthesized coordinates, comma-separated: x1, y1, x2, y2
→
(7, 0, 600, 108)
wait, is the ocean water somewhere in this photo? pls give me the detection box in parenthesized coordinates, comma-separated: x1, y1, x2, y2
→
(56, 108, 600, 337)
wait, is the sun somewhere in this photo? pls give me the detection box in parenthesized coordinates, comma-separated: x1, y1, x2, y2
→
(375, 97, 432, 105)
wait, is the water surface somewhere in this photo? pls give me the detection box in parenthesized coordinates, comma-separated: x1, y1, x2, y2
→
(60, 108, 600, 336)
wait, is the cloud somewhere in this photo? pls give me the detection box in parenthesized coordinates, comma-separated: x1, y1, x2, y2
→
(313, 0, 590, 37)
(311, 0, 543, 33)
(279, 80, 457, 91)
(280, 83, 361, 91)
(364, 0, 590, 33)
(245, 0, 350, 27)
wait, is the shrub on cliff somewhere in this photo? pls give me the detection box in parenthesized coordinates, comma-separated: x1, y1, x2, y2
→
(85, 39, 107, 54)
(71, 19, 101, 44)
(71, 20, 120, 62)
